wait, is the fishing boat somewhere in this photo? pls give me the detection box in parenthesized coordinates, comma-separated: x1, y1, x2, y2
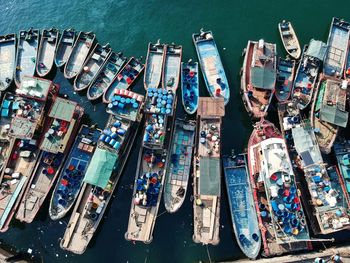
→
(323, 17, 350, 78)
(292, 40, 327, 110)
(36, 28, 59, 77)
(144, 41, 166, 90)
(193, 30, 230, 105)
(310, 77, 348, 154)
(86, 52, 127, 101)
(102, 57, 144, 103)
(181, 61, 199, 114)
(193, 97, 225, 245)
(162, 44, 182, 92)
(60, 92, 144, 254)
(334, 139, 350, 195)
(278, 20, 301, 60)
(222, 153, 261, 259)
(241, 40, 276, 119)
(14, 29, 40, 88)
(275, 58, 296, 102)
(248, 119, 312, 257)
(73, 43, 112, 92)
(64, 31, 96, 79)
(54, 29, 76, 68)
(344, 41, 350, 81)
(16, 98, 84, 223)
(163, 119, 196, 213)
(277, 101, 302, 143)
(0, 34, 16, 91)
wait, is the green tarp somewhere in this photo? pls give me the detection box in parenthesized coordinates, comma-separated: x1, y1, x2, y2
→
(305, 39, 327, 61)
(49, 97, 76, 121)
(199, 157, 221, 196)
(83, 148, 118, 188)
(250, 67, 276, 90)
(320, 104, 349, 128)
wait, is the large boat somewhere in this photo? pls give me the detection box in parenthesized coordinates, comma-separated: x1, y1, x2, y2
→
(162, 44, 182, 92)
(64, 31, 96, 79)
(181, 61, 199, 115)
(275, 58, 295, 102)
(193, 30, 230, 105)
(54, 29, 76, 68)
(16, 98, 84, 223)
(14, 29, 40, 88)
(310, 77, 348, 154)
(278, 20, 301, 60)
(60, 91, 144, 254)
(144, 41, 166, 90)
(222, 153, 261, 259)
(334, 139, 350, 195)
(86, 52, 127, 101)
(163, 119, 196, 213)
(102, 57, 144, 103)
(292, 40, 327, 110)
(323, 17, 350, 78)
(241, 39, 276, 119)
(73, 43, 112, 92)
(36, 28, 59, 77)
(0, 34, 16, 91)
(193, 97, 225, 245)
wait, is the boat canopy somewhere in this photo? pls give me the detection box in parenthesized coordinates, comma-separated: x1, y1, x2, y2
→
(17, 76, 52, 100)
(251, 67, 276, 90)
(49, 97, 76, 121)
(320, 105, 349, 128)
(83, 148, 118, 189)
(199, 157, 221, 196)
(305, 39, 327, 61)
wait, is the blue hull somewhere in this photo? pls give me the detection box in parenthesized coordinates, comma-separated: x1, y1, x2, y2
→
(334, 139, 350, 195)
(181, 62, 199, 114)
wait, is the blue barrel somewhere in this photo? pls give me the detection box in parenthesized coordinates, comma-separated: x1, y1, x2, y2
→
(143, 133, 149, 142)
(167, 99, 173, 104)
(133, 103, 139, 109)
(167, 94, 173, 99)
(115, 96, 121, 101)
(125, 98, 131, 104)
(120, 98, 126, 103)
(161, 100, 166, 105)
(113, 121, 121, 128)
(99, 134, 106, 141)
(157, 89, 162, 94)
(148, 92, 153, 98)
(118, 103, 125, 109)
(113, 141, 121, 149)
(159, 118, 164, 124)
(108, 103, 113, 109)
(112, 101, 118, 106)
(162, 90, 167, 95)
(146, 125, 153, 132)
(185, 100, 190, 106)
(58, 199, 67, 206)
(161, 108, 166, 114)
(252, 233, 259, 242)
(109, 139, 116, 146)
(166, 103, 172, 109)
(156, 103, 162, 108)
(153, 92, 158, 98)
(260, 211, 268, 218)
(162, 95, 167, 100)
(103, 129, 112, 135)
(130, 98, 136, 104)
(105, 136, 111, 143)
(110, 132, 117, 139)
(117, 128, 126, 135)
(166, 108, 171, 114)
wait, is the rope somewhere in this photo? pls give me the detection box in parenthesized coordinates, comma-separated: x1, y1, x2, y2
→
(156, 210, 167, 218)
(206, 244, 212, 263)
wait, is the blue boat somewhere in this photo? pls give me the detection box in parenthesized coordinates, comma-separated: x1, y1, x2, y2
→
(192, 29, 230, 105)
(181, 61, 199, 114)
(223, 153, 261, 259)
(275, 58, 295, 103)
(49, 125, 101, 220)
(334, 139, 350, 195)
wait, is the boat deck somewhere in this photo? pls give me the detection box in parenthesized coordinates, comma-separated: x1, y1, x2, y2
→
(334, 139, 350, 194)
(145, 48, 164, 89)
(0, 39, 15, 89)
(275, 59, 294, 102)
(163, 45, 181, 92)
(181, 62, 199, 114)
(55, 30, 76, 67)
(37, 30, 58, 76)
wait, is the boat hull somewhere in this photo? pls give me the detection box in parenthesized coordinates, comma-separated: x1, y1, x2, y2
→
(144, 42, 166, 90)
(36, 28, 59, 77)
(278, 21, 301, 60)
(54, 29, 76, 68)
(0, 34, 16, 92)
(181, 62, 199, 115)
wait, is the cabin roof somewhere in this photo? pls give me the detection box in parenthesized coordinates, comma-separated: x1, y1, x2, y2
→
(16, 76, 52, 100)
(251, 67, 276, 90)
(199, 157, 221, 196)
(306, 39, 327, 61)
(197, 97, 225, 117)
(320, 105, 349, 128)
(49, 97, 76, 121)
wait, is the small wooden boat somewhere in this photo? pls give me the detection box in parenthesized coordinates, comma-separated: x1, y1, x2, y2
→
(36, 28, 59, 77)
(87, 52, 127, 101)
(144, 41, 166, 90)
(162, 44, 182, 92)
(102, 57, 144, 103)
(241, 40, 276, 119)
(64, 31, 96, 79)
(193, 30, 230, 105)
(163, 119, 195, 213)
(278, 20, 301, 60)
(73, 43, 112, 91)
(54, 29, 76, 68)
(344, 40, 350, 81)
(0, 34, 16, 91)
(275, 58, 295, 102)
(222, 153, 261, 259)
(14, 29, 40, 87)
(181, 61, 199, 114)
(334, 138, 350, 195)
(324, 17, 350, 78)
(49, 125, 100, 221)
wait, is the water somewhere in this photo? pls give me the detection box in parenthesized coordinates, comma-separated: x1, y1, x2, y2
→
(1, 0, 349, 262)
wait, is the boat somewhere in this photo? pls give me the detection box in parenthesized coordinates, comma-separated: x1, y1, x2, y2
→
(73, 43, 112, 92)
(86, 52, 127, 101)
(278, 20, 301, 60)
(310, 77, 348, 154)
(36, 28, 59, 77)
(193, 30, 230, 105)
(14, 29, 40, 88)
(0, 34, 16, 91)
(163, 119, 196, 213)
(291, 40, 327, 110)
(49, 124, 100, 221)
(60, 91, 144, 254)
(334, 139, 350, 196)
(193, 97, 225, 245)
(55, 29, 76, 68)
(16, 98, 84, 223)
(344, 41, 350, 81)
(162, 44, 182, 92)
(277, 100, 302, 143)
(102, 57, 144, 103)
(181, 61, 199, 114)
(323, 17, 350, 78)
(222, 153, 261, 259)
(64, 31, 96, 79)
(144, 41, 166, 90)
(275, 58, 296, 102)
(241, 39, 276, 119)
